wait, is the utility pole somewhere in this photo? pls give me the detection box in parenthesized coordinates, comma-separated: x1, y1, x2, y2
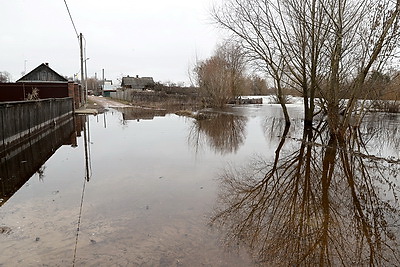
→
(85, 57, 89, 101)
(102, 68, 105, 95)
(79, 33, 85, 105)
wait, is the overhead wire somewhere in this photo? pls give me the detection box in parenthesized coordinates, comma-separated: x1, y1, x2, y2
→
(63, 0, 79, 38)
(62, 2, 88, 265)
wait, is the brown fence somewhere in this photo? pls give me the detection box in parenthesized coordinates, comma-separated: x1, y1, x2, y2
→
(0, 82, 69, 101)
(0, 97, 74, 153)
(0, 82, 83, 109)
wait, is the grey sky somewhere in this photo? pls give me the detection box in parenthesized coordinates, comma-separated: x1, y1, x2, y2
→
(1, 0, 221, 85)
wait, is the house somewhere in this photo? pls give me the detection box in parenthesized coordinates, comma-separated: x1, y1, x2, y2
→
(103, 79, 116, 97)
(0, 63, 82, 108)
(121, 75, 155, 90)
(17, 63, 68, 83)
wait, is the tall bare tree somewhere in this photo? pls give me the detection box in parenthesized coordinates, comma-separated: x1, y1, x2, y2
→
(212, 0, 400, 129)
(194, 41, 247, 107)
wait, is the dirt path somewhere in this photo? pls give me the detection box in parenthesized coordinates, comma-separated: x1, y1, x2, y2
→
(88, 95, 132, 109)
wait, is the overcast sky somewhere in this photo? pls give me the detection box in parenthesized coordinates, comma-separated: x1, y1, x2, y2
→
(1, 0, 223, 85)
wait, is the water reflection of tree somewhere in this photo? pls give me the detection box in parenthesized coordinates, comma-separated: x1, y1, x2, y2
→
(263, 117, 308, 144)
(211, 121, 400, 266)
(189, 113, 248, 155)
(360, 113, 400, 154)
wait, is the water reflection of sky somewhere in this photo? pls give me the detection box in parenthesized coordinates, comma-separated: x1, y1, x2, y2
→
(1, 104, 399, 266)
(0, 105, 284, 266)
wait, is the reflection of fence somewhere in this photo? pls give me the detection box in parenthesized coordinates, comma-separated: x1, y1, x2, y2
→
(0, 116, 76, 206)
(0, 97, 74, 152)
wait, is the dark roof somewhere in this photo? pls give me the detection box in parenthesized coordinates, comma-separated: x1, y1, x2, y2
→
(17, 63, 68, 83)
(121, 76, 155, 89)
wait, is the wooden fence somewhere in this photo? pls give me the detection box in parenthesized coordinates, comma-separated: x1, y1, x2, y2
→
(110, 89, 199, 105)
(0, 97, 74, 153)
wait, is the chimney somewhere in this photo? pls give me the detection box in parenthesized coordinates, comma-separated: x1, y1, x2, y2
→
(44, 63, 49, 66)
(136, 75, 139, 78)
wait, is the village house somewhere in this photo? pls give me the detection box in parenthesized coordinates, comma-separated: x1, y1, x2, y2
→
(102, 79, 116, 97)
(17, 63, 68, 83)
(0, 63, 82, 108)
(121, 75, 155, 90)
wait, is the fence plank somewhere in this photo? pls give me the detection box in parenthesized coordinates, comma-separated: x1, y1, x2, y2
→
(0, 98, 73, 152)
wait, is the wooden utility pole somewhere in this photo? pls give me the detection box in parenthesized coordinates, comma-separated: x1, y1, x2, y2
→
(102, 68, 105, 95)
(79, 33, 85, 105)
(84, 57, 89, 101)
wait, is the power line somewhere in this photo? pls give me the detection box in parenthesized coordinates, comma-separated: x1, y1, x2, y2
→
(63, 0, 79, 38)
(63, 0, 87, 104)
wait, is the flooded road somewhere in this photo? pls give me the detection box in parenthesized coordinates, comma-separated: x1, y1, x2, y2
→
(0, 103, 399, 266)
(0, 104, 285, 266)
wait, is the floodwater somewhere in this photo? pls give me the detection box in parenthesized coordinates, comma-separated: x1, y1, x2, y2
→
(0, 103, 399, 266)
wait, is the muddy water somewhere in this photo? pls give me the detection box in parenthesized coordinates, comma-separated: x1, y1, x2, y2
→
(2, 104, 399, 266)
(0, 105, 299, 266)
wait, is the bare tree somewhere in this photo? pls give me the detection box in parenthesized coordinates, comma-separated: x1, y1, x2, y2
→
(194, 41, 247, 107)
(244, 74, 269, 95)
(212, 0, 400, 128)
(209, 2, 400, 265)
(86, 77, 102, 95)
(0, 71, 11, 82)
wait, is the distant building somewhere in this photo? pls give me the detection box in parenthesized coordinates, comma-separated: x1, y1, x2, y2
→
(103, 79, 116, 97)
(17, 63, 68, 83)
(121, 75, 155, 90)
